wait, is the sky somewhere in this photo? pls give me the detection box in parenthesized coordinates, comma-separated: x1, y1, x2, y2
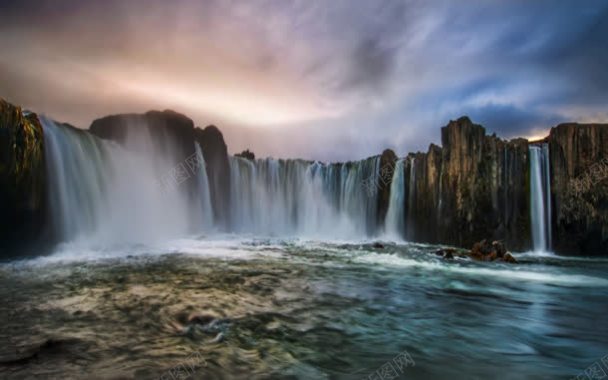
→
(1, 0, 607, 161)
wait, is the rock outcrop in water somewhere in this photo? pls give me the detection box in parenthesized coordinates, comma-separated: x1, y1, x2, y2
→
(469, 240, 517, 263)
(406, 117, 531, 251)
(0, 99, 46, 256)
(549, 123, 608, 255)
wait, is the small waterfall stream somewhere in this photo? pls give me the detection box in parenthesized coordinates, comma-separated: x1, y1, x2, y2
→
(529, 144, 552, 252)
(384, 159, 406, 239)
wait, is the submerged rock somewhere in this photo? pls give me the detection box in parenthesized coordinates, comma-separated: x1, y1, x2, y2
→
(188, 314, 216, 326)
(0, 338, 85, 366)
(373, 242, 385, 249)
(435, 248, 456, 260)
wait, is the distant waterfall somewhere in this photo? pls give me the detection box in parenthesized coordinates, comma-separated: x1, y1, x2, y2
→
(43, 118, 208, 245)
(228, 156, 380, 238)
(529, 144, 552, 252)
(384, 159, 406, 239)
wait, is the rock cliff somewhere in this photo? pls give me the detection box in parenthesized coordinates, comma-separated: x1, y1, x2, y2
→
(0, 99, 46, 256)
(376, 149, 397, 227)
(404, 117, 531, 250)
(549, 123, 608, 255)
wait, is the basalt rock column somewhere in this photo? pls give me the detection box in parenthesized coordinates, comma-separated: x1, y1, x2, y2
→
(0, 99, 46, 256)
(405, 117, 531, 250)
(195, 126, 231, 229)
(549, 123, 608, 255)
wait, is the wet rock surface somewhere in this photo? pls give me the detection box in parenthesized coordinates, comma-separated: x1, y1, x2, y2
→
(0, 99, 46, 257)
(469, 240, 517, 263)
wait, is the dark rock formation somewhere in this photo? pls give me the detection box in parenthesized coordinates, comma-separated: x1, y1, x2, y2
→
(435, 248, 456, 260)
(90, 112, 231, 228)
(194, 125, 231, 228)
(235, 149, 255, 161)
(405, 117, 531, 251)
(0, 99, 46, 257)
(469, 239, 517, 263)
(549, 123, 608, 255)
(90, 110, 198, 161)
(376, 149, 397, 226)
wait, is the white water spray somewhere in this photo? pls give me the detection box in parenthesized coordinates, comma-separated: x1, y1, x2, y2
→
(43, 118, 205, 246)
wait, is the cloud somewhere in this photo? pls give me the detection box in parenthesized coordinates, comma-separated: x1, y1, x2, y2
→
(0, 0, 606, 160)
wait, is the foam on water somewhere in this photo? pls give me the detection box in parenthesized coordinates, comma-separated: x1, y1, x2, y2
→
(354, 252, 608, 287)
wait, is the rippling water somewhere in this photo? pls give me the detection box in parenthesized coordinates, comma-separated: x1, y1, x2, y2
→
(1, 238, 607, 379)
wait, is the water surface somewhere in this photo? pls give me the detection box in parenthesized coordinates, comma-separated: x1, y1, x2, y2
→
(1, 238, 607, 379)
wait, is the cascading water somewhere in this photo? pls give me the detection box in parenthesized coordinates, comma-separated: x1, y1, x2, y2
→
(42, 118, 208, 246)
(194, 142, 214, 230)
(384, 159, 406, 239)
(228, 156, 380, 238)
(42, 117, 401, 244)
(529, 144, 552, 252)
(43, 117, 109, 241)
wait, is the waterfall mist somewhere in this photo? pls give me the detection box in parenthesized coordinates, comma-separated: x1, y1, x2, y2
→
(43, 117, 390, 247)
(43, 118, 208, 246)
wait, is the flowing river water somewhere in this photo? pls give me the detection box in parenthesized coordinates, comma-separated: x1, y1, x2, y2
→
(1, 238, 607, 379)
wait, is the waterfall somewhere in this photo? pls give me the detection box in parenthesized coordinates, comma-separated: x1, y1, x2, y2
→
(42, 116, 397, 245)
(529, 144, 552, 252)
(228, 156, 380, 238)
(42, 118, 208, 246)
(194, 142, 214, 230)
(384, 159, 406, 239)
(43, 117, 109, 241)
